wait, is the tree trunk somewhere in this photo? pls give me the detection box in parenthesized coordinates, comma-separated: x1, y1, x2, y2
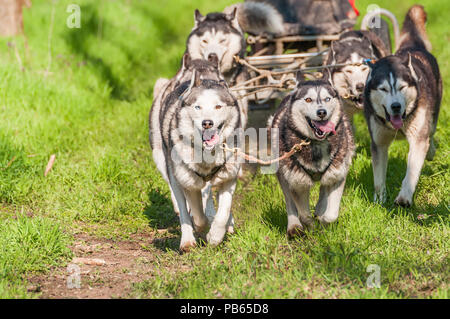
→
(0, 0, 31, 36)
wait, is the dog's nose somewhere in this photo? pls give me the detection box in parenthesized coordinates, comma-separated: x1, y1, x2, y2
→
(317, 109, 327, 119)
(208, 53, 218, 64)
(391, 102, 402, 114)
(202, 120, 214, 129)
(356, 83, 364, 92)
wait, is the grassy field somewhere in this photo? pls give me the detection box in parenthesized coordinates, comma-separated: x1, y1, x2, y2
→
(0, 0, 448, 298)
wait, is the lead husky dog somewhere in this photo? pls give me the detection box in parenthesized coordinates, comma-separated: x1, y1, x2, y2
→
(271, 72, 354, 236)
(150, 57, 241, 252)
(364, 5, 442, 206)
(151, 54, 225, 216)
(325, 30, 390, 121)
(186, 2, 284, 127)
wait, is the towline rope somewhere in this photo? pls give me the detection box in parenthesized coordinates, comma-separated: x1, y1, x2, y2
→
(220, 139, 310, 166)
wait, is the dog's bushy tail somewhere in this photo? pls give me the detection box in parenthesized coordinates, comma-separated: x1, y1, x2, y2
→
(398, 5, 432, 52)
(225, 1, 284, 35)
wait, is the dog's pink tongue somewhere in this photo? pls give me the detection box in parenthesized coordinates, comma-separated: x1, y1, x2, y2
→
(313, 120, 336, 134)
(390, 115, 403, 130)
(203, 130, 219, 146)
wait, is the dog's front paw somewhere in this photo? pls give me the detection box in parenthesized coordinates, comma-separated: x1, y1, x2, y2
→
(374, 188, 387, 204)
(206, 226, 226, 247)
(287, 224, 305, 239)
(316, 215, 338, 225)
(179, 239, 196, 253)
(394, 195, 412, 207)
(395, 186, 414, 207)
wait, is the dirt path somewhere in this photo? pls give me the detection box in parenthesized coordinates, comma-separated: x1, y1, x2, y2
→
(29, 232, 170, 298)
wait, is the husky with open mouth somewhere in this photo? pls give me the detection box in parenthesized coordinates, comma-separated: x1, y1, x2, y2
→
(324, 30, 390, 121)
(364, 5, 442, 207)
(150, 58, 241, 252)
(150, 53, 225, 215)
(270, 72, 354, 237)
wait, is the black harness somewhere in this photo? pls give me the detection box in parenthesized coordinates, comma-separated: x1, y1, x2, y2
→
(194, 164, 224, 182)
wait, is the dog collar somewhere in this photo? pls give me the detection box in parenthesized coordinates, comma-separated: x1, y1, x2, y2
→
(194, 165, 223, 182)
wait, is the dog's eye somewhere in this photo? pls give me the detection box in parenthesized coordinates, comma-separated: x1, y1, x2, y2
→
(215, 105, 222, 110)
(324, 97, 331, 102)
(202, 39, 208, 44)
(399, 85, 407, 91)
(379, 87, 389, 92)
(345, 70, 353, 74)
(194, 105, 201, 110)
(219, 39, 226, 44)
(305, 98, 312, 103)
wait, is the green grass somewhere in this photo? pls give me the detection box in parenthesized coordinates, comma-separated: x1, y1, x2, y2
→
(0, 215, 72, 298)
(0, 0, 448, 298)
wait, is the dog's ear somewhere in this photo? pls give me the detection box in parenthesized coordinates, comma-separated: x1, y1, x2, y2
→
(406, 53, 418, 82)
(194, 9, 204, 26)
(227, 7, 241, 31)
(296, 70, 306, 85)
(330, 41, 340, 64)
(226, 7, 237, 21)
(175, 53, 191, 83)
(321, 68, 335, 88)
(193, 69, 202, 87)
(181, 53, 191, 71)
(183, 69, 199, 98)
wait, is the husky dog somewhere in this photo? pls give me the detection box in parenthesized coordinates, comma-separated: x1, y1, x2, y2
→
(364, 5, 442, 207)
(150, 54, 225, 216)
(271, 72, 354, 236)
(187, 3, 283, 80)
(150, 57, 241, 252)
(186, 2, 283, 127)
(325, 31, 390, 121)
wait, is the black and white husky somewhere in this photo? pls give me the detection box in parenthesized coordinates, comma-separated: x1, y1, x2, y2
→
(186, 2, 284, 127)
(187, 2, 283, 80)
(325, 30, 390, 121)
(270, 72, 354, 236)
(150, 56, 242, 251)
(364, 5, 442, 206)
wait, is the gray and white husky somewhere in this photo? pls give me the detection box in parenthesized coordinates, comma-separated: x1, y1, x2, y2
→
(186, 2, 284, 127)
(364, 5, 442, 207)
(325, 30, 390, 121)
(187, 2, 283, 79)
(270, 72, 354, 237)
(150, 56, 242, 252)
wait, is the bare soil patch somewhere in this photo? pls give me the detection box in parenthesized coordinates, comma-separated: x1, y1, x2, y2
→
(28, 231, 176, 298)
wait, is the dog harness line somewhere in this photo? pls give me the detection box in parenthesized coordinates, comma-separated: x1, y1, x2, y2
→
(220, 139, 311, 166)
